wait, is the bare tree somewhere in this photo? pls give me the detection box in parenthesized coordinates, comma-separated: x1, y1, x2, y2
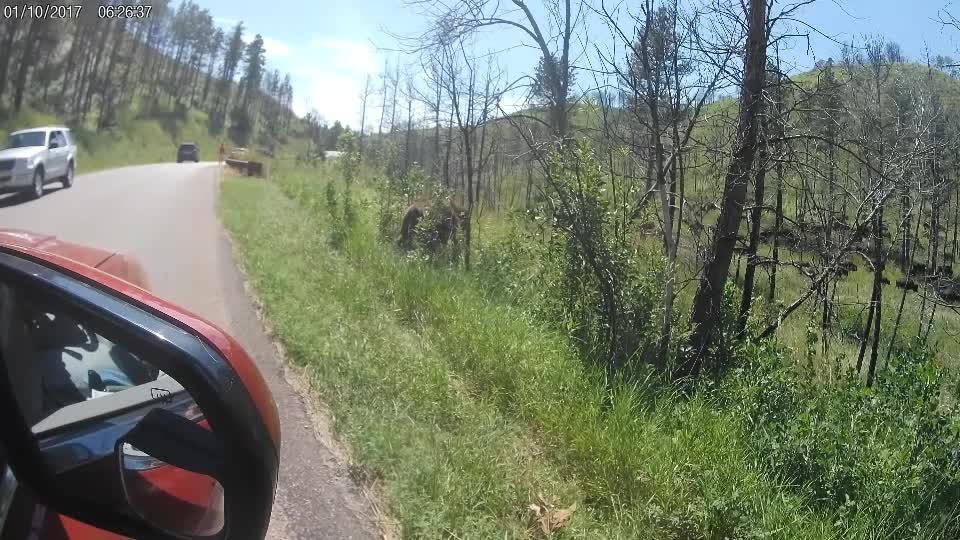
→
(403, 0, 582, 144)
(359, 74, 374, 160)
(686, 0, 768, 375)
(378, 58, 391, 135)
(595, 0, 732, 365)
(438, 37, 503, 269)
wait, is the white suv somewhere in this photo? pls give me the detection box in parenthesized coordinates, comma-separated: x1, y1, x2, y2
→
(0, 126, 77, 199)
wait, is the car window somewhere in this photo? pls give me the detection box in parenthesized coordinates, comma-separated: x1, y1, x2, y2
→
(62, 131, 72, 146)
(4, 131, 46, 149)
(49, 131, 62, 148)
(3, 290, 165, 429)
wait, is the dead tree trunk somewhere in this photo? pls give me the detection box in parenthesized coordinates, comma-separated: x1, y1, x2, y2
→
(686, 0, 768, 375)
(886, 197, 923, 367)
(12, 19, 40, 112)
(737, 130, 768, 336)
(857, 207, 885, 386)
(444, 108, 454, 189)
(768, 157, 784, 302)
(953, 174, 959, 261)
(404, 89, 413, 175)
(389, 60, 400, 134)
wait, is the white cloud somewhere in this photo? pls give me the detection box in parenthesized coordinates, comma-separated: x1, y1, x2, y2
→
(308, 38, 377, 74)
(295, 71, 363, 123)
(277, 37, 381, 126)
(262, 36, 291, 59)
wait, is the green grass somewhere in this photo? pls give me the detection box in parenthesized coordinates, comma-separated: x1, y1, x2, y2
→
(0, 105, 226, 174)
(216, 62, 960, 536)
(220, 164, 867, 539)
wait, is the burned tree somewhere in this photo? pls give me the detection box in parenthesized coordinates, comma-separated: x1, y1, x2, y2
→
(686, 0, 768, 375)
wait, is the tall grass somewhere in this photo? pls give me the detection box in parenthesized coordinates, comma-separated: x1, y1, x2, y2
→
(220, 163, 899, 539)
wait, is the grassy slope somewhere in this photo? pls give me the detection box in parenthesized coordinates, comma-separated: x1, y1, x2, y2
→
(213, 64, 960, 538)
(220, 165, 861, 539)
(0, 105, 226, 174)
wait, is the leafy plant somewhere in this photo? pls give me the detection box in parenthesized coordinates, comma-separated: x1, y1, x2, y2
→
(336, 129, 362, 185)
(540, 141, 661, 379)
(726, 340, 960, 534)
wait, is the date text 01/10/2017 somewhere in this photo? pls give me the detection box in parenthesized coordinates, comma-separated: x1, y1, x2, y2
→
(1, 4, 83, 20)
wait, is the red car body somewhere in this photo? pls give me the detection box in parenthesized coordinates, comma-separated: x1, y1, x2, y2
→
(0, 229, 280, 540)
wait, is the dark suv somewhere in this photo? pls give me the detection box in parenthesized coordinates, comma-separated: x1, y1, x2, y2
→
(176, 142, 198, 163)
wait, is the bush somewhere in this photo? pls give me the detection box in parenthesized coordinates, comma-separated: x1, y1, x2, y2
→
(336, 130, 361, 184)
(473, 216, 555, 310)
(725, 340, 960, 536)
(538, 142, 662, 379)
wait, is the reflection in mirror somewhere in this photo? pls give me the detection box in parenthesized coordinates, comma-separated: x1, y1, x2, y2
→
(0, 279, 227, 538)
(8, 289, 165, 430)
(120, 408, 225, 536)
(118, 419, 224, 536)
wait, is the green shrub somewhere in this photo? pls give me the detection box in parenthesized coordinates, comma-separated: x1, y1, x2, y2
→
(726, 340, 960, 535)
(336, 129, 361, 184)
(538, 142, 663, 379)
(473, 217, 555, 312)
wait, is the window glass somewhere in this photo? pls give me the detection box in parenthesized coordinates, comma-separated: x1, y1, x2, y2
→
(5, 131, 46, 149)
(0, 284, 165, 429)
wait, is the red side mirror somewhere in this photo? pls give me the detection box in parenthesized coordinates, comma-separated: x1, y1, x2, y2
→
(0, 246, 280, 540)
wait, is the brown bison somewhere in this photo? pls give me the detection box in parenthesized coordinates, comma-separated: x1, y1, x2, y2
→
(398, 202, 467, 251)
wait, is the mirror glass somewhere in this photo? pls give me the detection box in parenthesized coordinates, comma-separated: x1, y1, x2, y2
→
(0, 281, 226, 537)
(120, 430, 225, 537)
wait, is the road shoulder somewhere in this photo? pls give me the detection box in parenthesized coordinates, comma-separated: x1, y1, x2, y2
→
(214, 180, 388, 540)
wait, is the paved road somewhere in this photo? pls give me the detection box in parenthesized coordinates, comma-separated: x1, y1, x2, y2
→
(0, 163, 381, 540)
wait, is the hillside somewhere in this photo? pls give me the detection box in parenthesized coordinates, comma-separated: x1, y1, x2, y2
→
(361, 60, 960, 368)
(0, 104, 227, 174)
(0, 3, 298, 172)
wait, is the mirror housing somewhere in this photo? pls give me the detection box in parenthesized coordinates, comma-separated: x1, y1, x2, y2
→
(0, 245, 280, 539)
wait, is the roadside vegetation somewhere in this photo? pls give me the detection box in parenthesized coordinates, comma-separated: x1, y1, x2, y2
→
(218, 0, 960, 536)
(222, 156, 960, 538)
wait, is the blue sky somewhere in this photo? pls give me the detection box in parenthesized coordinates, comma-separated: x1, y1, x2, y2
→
(196, 0, 960, 128)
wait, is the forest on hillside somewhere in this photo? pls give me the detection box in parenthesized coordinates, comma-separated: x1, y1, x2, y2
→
(285, 1, 960, 535)
(355, 0, 960, 380)
(0, 0, 296, 149)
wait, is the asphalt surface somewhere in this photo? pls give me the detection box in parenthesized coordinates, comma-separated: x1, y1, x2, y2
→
(0, 163, 382, 540)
